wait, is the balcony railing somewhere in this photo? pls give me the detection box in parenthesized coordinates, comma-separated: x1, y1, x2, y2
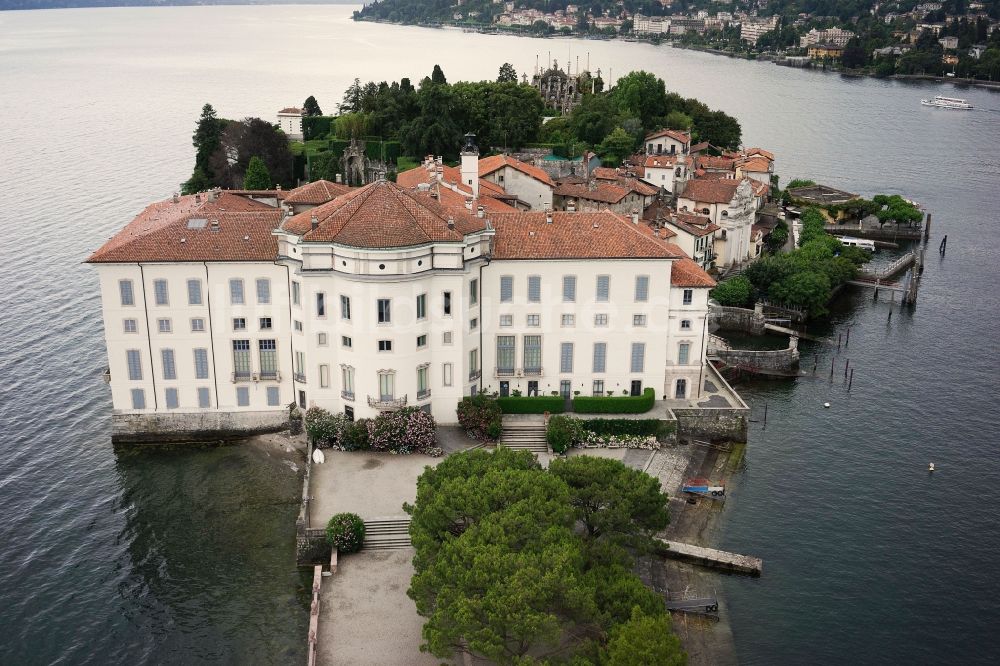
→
(523, 366, 542, 376)
(259, 371, 280, 382)
(469, 369, 482, 381)
(232, 371, 252, 383)
(341, 390, 355, 402)
(417, 388, 431, 400)
(495, 367, 515, 377)
(367, 395, 408, 410)
(293, 372, 306, 383)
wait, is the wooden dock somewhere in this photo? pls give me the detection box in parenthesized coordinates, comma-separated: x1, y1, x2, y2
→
(659, 539, 763, 576)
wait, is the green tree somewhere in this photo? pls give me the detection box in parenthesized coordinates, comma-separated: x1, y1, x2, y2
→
(182, 103, 223, 194)
(769, 269, 832, 316)
(302, 95, 322, 117)
(610, 70, 667, 130)
(570, 93, 618, 146)
(665, 110, 694, 130)
(431, 64, 447, 85)
(711, 275, 754, 307)
(602, 607, 687, 666)
(181, 166, 211, 195)
(242, 156, 271, 190)
(339, 78, 363, 113)
(497, 62, 518, 83)
(597, 127, 637, 164)
(549, 456, 669, 551)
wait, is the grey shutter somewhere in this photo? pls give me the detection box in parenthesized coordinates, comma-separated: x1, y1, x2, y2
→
(596, 275, 610, 302)
(593, 343, 607, 373)
(126, 350, 142, 380)
(256, 278, 271, 304)
(130, 389, 145, 409)
(194, 348, 209, 379)
(154, 279, 168, 305)
(266, 387, 280, 406)
(236, 387, 250, 406)
(678, 343, 690, 365)
(528, 276, 541, 302)
(500, 276, 513, 302)
(230, 279, 244, 304)
(630, 343, 646, 373)
(161, 349, 176, 380)
(165, 388, 179, 409)
(187, 279, 202, 305)
(635, 275, 649, 302)
(119, 280, 134, 306)
(562, 275, 576, 302)
(560, 343, 574, 373)
(197, 387, 211, 408)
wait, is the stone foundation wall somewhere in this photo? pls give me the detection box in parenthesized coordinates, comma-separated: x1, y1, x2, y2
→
(112, 409, 289, 443)
(714, 337, 800, 373)
(673, 408, 748, 443)
(710, 304, 766, 335)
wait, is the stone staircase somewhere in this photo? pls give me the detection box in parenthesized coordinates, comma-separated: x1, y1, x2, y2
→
(500, 421, 549, 454)
(363, 517, 412, 550)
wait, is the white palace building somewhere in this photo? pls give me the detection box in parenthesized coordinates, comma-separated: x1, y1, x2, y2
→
(89, 141, 718, 441)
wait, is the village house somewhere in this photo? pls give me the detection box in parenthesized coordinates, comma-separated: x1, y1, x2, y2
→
(276, 107, 304, 141)
(807, 43, 845, 60)
(476, 153, 555, 211)
(645, 128, 691, 156)
(640, 154, 689, 194)
(676, 178, 758, 269)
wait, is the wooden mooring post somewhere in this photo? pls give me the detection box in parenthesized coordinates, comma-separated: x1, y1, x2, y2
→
(940, 235, 947, 255)
(844, 359, 850, 379)
(848, 368, 854, 390)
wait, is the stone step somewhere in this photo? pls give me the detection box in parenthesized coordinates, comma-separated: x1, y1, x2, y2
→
(364, 518, 412, 549)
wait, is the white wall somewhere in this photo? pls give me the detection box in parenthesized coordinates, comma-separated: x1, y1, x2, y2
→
(483, 166, 553, 210)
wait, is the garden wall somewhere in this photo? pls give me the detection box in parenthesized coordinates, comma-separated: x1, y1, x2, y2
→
(111, 410, 288, 444)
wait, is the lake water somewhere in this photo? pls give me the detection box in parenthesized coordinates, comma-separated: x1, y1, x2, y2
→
(1, 5, 999, 663)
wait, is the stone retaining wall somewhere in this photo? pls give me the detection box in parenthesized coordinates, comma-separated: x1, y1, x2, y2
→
(296, 441, 332, 565)
(672, 408, 748, 443)
(111, 409, 288, 443)
(713, 336, 800, 373)
(710, 304, 766, 335)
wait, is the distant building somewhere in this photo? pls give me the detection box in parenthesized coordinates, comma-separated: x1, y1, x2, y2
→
(277, 107, 304, 141)
(531, 61, 587, 115)
(669, 17, 707, 35)
(808, 43, 845, 60)
(740, 16, 779, 45)
(800, 27, 855, 47)
(938, 35, 959, 50)
(633, 13, 671, 35)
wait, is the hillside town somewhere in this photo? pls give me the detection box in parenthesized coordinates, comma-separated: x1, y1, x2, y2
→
(356, 0, 1000, 80)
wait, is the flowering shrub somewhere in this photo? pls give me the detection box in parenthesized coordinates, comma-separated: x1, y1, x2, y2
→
(546, 415, 587, 454)
(305, 407, 348, 448)
(575, 433, 660, 449)
(456, 395, 503, 441)
(367, 407, 438, 455)
(325, 512, 365, 553)
(341, 418, 370, 451)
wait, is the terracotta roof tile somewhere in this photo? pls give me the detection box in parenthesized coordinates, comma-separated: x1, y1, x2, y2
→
(491, 211, 683, 260)
(746, 147, 775, 161)
(664, 211, 720, 237)
(478, 154, 555, 187)
(283, 180, 488, 248)
(284, 180, 353, 205)
(679, 178, 741, 205)
(278, 107, 303, 115)
(645, 128, 691, 144)
(553, 181, 630, 204)
(592, 167, 620, 180)
(87, 192, 281, 263)
(697, 155, 738, 171)
(643, 154, 679, 169)
(671, 257, 716, 288)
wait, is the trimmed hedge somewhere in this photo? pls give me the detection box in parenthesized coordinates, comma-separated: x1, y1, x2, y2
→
(302, 115, 335, 141)
(497, 395, 565, 414)
(326, 512, 365, 553)
(573, 388, 656, 414)
(580, 418, 675, 441)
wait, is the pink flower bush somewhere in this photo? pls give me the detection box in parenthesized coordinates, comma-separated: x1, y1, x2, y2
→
(367, 407, 438, 455)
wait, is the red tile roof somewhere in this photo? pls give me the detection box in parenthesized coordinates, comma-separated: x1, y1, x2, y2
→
(643, 154, 679, 169)
(671, 257, 716, 288)
(430, 185, 518, 215)
(697, 155, 738, 171)
(490, 211, 683, 260)
(87, 192, 281, 263)
(592, 167, 620, 180)
(283, 180, 488, 248)
(746, 147, 775, 161)
(679, 178, 741, 205)
(278, 107, 303, 115)
(284, 180, 353, 205)
(664, 211, 720, 237)
(645, 128, 691, 144)
(478, 154, 555, 187)
(553, 181, 630, 204)
(738, 157, 772, 173)
(620, 177, 658, 197)
(396, 163, 507, 200)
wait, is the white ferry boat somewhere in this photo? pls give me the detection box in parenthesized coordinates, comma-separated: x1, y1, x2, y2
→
(920, 95, 973, 110)
(838, 236, 876, 251)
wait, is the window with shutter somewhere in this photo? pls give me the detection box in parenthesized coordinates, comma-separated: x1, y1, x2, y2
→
(630, 343, 645, 373)
(187, 279, 202, 305)
(194, 349, 209, 379)
(161, 349, 176, 380)
(528, 276, 541, 302)
(560, 342, 574, 373)
(562, 275, 576, 302)
(593, 343, 606, 373)
(500, 276, 513, 302)
(635, 275, 649, 302)
(596, 275, 610, 302)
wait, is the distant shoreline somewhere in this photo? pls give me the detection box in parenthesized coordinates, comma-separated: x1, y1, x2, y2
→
(0, 0, 355, 11)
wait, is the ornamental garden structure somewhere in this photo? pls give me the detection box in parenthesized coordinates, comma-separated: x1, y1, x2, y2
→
(89, 175, 716, 441)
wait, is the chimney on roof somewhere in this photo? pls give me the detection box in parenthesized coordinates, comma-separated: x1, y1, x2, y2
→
(195, 193, 202, 204)
(477, 205, 485, 219)
(310, 214, 319, 231)
(209, 219, 219, 232)
(172, 192, 180, 204)
(545, 211, 553, 224)
(276, 184, 282, 192)
(208, 189, 218, 203)
(461, 133, 480, 200)
(447, 216, 455, 230)
(631, 209, 639, 225)
(435, 165, 444, 182)
(335, 173, 342, 184)
(566, 200, 576, 213)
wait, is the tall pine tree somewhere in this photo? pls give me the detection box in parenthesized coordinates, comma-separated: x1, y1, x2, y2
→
(182, 103, 222, 194)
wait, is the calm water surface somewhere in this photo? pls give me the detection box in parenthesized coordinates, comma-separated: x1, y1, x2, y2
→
(1, 5, 999, 664)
